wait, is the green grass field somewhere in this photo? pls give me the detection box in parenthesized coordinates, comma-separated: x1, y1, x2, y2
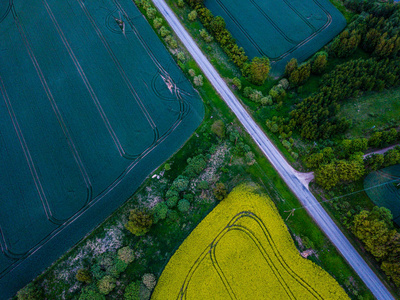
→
(0, 0, 203, 297)
(338, 87, 400, 139)
(364, 164, 400, 226)
(204, 0, 346, 75)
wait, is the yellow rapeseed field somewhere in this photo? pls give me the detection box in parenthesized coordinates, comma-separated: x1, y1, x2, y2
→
(152, 184, 349, 299)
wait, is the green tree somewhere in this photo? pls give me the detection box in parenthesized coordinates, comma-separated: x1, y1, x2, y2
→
(177, 0, 184, 8)
(381, 261, 400, 287)
(153, 17, 162, 29)
(285, 58, 298, 77)
(185, 154, 207, 178)
(153, 201, 168, 223)
(166, 195, 179, 208)
(17, 283, 44, 300)
(352, 210, 396, 260)
(142, 273, 157, 290)
(243, 57, 271, 85)
(79, 287, 105, 300)
(178, 199, 190, 212)
(171, 175, 189, 191)
(118, 246, 135, 264)
(315, 163, 339, 190)
(124, 281, 141, 300)
(213, 182, 227, 200)
(97, 275, 116, 295)
(76, 269, 91, 284)
(232, 77, 242, 90)
(383, 148, 400, 167)
(312, 53, 328, 74)
(125, 209, 153, 236)
(211, 120, 225, 138)
(146, 7, 156, 19)
(188, 10, 197, 21)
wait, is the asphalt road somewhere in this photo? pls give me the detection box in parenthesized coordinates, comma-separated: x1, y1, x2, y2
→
(152, 1, 395, 299)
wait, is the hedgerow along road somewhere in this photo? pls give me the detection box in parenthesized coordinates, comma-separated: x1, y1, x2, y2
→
(152, 0, 395, 299)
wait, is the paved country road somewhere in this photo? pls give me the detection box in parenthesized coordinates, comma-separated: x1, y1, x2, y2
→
(151, 1, 395, 299)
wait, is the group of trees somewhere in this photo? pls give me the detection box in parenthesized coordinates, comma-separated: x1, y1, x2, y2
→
(330, 1, 400, 59)
(285, 57, 400, 140)
(306, 129, 400, 190)
(183, 0, 271, 84)
(188, 3, 248, 68)
(349, 207, 400, 287)
(343, 0, 400, 58)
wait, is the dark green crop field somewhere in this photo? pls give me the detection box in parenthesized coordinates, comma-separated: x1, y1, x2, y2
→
(204, 0, 346, 75)
(364, 164, 400, 226)
(0, 0, 203, 297)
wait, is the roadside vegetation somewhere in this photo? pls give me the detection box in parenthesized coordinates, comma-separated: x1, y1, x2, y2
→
(13, 0, 377, 299)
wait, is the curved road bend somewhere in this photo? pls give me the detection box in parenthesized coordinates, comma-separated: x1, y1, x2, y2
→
(151, 0, 394, 299)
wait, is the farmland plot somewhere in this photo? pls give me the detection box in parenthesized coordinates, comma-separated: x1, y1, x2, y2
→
(364, 165, 400, 226)
(0, 0, 203, 296)
(205, 0, 346, 75)
(152, 185, 349, 299)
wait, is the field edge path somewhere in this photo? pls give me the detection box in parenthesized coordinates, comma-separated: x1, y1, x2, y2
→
(151, 1, 395, 299)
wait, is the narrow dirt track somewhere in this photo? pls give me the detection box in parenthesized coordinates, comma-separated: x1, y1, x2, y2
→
(151, 1, 395, 299)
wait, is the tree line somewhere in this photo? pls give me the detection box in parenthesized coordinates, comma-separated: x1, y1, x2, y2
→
(183, 0, 270, 85)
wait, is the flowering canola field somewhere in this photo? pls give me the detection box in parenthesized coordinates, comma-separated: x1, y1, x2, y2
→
(152, 185, 349, 299)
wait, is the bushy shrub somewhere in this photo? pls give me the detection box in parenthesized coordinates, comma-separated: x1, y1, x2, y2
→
(153, 17, 162, 29)
(178, 199, 190, 212)
(243, 86, 253, 97)
(79, 287, 105, 300)
(183, 193, 194, 202)
(166, 196, 179, 208)
(118, 246, 135, 264)
(200, 29, 213, 43)
(245, 151, 256, 165)
(193, 75, 203, 86)
(185, 154, 207, 178)
(153, 201, 168, 223)
(159, 26, 170, 37)
(142, 273, 157, 290)
(125, 209, 153, 236)
(232, 77, 242, 90)
(213, 182, 227, 200)
(166, 189, 179, 198)
(188, 10, 197, 21)
(249, 90, 263, 102)
(269, 85, 286, 102)
(109, 259, 128, 277)
(177, 0, 184, 8)
(197, 180, 209, 190)
(188, 69, 196, 77)
(177, 52, 185, 61)
(278, 78, 290, 90)
(76, 269, 91, 284)
(211, 120, 225, 138)
(17, 283, 43, 300)
(97, 275, 116, 295)
(124, 281, 141, 300)
(171, 175, 189, 192)
(165, 35, 178, 49)
(146, 7, 156, 19)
